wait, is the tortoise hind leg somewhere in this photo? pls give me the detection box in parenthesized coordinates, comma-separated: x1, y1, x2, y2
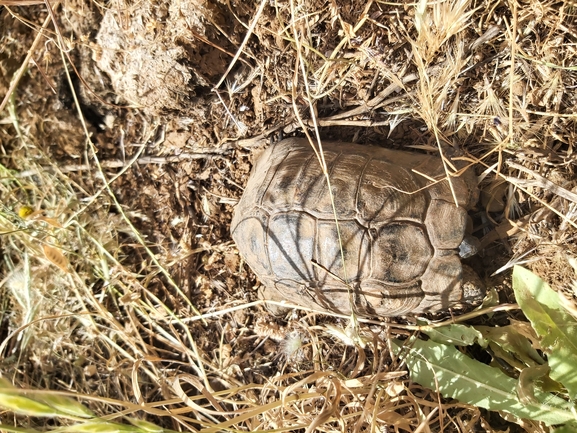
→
(461, 265, 485, 305)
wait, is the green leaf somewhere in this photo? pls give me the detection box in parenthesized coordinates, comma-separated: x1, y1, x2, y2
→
(513, 265, 577, 399)
(486, 341, 526, 373)
(52, 420, 143, 433)
(422, 323, 486, 346)
(0, 425, 42, 433)
(480, 287, 500, 309)
(392, 338, 575, 426)
(0, 377, 94, 419)
(553, 421, 577, 433)
(476, 324, 545, 367)
(517, 364, 550, 404)
(35, 393, 95, 418)
(0, 393, 60, 417)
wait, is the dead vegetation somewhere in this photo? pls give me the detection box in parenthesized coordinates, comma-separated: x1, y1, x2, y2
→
(1, 0, 577, 431)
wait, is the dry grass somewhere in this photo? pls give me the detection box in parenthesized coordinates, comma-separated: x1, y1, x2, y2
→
(1, 0, 577, 432)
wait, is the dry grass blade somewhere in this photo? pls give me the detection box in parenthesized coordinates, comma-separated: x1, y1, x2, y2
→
(507, 161, 577, 205)
(285, 0, 361, 322)
(0, 0, 45, 4)
(0, 15, 50, 113)
(213, 0, 266, 90)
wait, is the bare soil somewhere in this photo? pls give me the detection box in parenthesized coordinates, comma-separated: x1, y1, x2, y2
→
(1, 0, 577, 431)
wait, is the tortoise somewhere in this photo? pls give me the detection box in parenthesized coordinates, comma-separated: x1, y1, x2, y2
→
(231, 138, 485, 317)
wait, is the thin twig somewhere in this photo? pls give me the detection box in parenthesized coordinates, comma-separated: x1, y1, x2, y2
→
(14, 153, 225, 178)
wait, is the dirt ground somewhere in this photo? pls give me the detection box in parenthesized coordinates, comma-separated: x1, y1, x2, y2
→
(1, 0, 577, 431)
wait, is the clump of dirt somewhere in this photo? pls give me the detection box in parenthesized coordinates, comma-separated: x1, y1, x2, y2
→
(95, 4, 192, 112)
(93, 0, 255, 115)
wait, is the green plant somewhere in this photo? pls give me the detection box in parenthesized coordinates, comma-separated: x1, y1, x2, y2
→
(393, 266, 577, 429)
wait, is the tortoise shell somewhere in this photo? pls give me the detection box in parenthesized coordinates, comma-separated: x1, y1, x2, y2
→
(231, 138, 482, 316)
